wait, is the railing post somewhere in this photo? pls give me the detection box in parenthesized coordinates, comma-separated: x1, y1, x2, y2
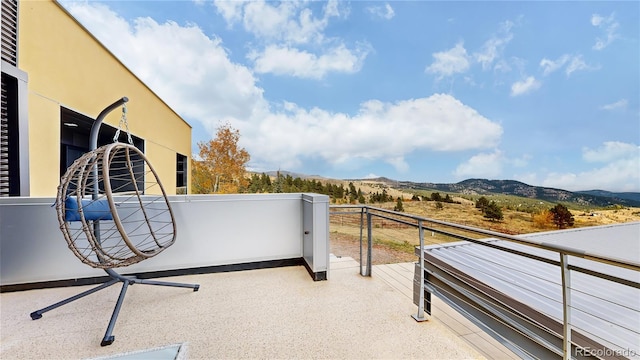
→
(364, 207, 372, 277)
(561, 253, 572, 360)
(413, 219, 427, 322)
(359, 206, 364, 276)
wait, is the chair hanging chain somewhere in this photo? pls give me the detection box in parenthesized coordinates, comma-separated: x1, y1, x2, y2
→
(113, 103, 133, 144)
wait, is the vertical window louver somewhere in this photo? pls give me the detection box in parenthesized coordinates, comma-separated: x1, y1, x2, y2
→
(0, 74, 12, 196)
(1, 0, 18, 66)
(1, 0, 19, 196)
(0, 74, 7, 196)
(1, 73, 19, 196)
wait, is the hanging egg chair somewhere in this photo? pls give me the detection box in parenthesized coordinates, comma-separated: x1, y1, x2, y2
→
(31, 97, 198, 347)
(56, 142, 176, 268)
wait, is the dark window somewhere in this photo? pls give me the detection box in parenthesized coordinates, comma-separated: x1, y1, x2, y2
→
(1, 72, 20, 196)
(176, 153, 187, 194)
(60, 107, 145, 193)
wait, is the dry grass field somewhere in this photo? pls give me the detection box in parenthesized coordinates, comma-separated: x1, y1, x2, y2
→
(329, 193, 640, 264)
(337, 179, 640, 231)
(402, 200, 640, 233)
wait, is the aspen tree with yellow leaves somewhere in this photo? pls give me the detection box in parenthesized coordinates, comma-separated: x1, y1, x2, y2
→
(191, 123, 250, 194)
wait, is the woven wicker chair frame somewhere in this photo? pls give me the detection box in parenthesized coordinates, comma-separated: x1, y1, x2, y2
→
(56, 142, 176, 269)
(31, 98, 198, 347)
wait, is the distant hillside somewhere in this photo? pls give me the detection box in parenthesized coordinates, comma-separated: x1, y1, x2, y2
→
(260, 172, 640, 208)
(576, 190, 640, 203)
(262, 170, 328, 181)
(356, 177, 640, 208)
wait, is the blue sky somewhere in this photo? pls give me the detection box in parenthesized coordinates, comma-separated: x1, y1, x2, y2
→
(61, 1, 639, 192)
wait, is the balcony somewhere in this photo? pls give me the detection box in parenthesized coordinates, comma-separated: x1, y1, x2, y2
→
(2, 196, 637, 359)
(332, 206, 640, 360)
(1, 254, 519, 359)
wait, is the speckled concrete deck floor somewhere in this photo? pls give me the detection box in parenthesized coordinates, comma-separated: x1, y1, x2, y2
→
(1, 257, 494, 359)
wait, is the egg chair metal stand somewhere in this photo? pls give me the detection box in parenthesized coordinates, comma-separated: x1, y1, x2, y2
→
(29, 97, 199, 347)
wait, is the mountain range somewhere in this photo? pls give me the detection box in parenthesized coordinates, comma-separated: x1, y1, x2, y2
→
(262, 171, 640, 207)
(355, 177, 640, 208)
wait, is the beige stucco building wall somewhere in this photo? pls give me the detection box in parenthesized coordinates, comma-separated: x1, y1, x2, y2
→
(18, 0, 191, 196)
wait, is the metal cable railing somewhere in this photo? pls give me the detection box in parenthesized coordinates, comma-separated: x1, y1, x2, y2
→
(329, 205, 640, 360)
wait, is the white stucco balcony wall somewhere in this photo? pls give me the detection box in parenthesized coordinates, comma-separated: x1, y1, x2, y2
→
(0, 193, 330, 286)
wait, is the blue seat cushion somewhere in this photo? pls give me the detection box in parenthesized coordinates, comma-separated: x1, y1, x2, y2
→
(65, 198, 113, 221)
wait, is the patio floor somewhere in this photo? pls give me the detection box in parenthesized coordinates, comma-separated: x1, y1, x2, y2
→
(1, 256, 515, 359)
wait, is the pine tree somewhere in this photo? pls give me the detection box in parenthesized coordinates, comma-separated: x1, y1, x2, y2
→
(273, 171, 283, 193)
(475, 196, 490, 211)
(549, 204, 575, 229)
(483, 201, 503, 221)
(348, 182, 357, 203)
(394, 197, 404, 212)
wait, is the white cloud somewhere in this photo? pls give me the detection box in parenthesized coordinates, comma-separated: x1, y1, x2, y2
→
(510, 76, 541, 96)
(454, 150, 504, 179)
(242, 2, 320, 44)
(427, 19, 518, 81)
(565, 55, 599, 76)
(213, 0, 244, 25)
(363, 173, 380, 179)
(63, 2, 503, 175)
(540, 55, 570, 76)
(248, 94, 503, 172)
(474, 20, 514, 70)
(366, 3, 395, 20)
(542, 142, 640, 192)
(248, 43, 370, 79)
(324, 0, 342, 18)
(591, 13, 619, 51)
(212, 0, 366, 79)
(543, 161, 639, 192)
(493, 59, 512, 73)
(386, 156, 409, 173)
(463, 76, 480, 87)
(426, 42, 471, 79)
(600, 99, 628, 111)
(214, 0, 346, 45)
(454, 151, 529, 179)
(591, 14, 605, 27)
(62, 1, 266, 124)
(582, 141, 638, 163)
(539, 54, 598, 77)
